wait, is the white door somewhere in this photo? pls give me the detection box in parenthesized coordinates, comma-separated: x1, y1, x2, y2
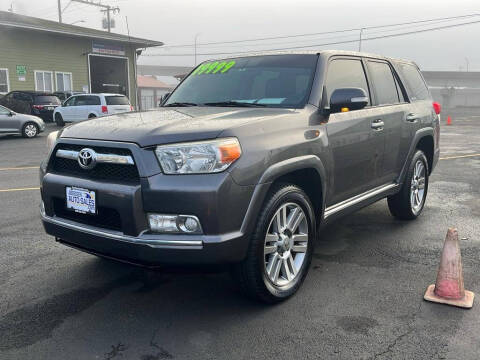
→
(74, 95, 91, 121)
(60, 96, 77, 122)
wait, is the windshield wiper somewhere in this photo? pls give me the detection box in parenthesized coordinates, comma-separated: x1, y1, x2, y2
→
(163, 102, 198, 107)
(203, 101, 266, 107)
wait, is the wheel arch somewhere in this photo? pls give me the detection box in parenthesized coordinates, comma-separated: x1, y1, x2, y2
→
(240, 155, 327, 236)
(398, 128, 435, 184)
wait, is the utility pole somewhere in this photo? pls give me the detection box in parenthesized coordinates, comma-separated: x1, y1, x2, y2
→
(358, 28, 365, 52)
(71, 0, 120, 32)
(58, 0, 62, 23)
(194, 33, 201, 66)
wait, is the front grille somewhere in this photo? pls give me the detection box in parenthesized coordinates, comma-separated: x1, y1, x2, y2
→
(50, 144, 140, 182)
(52, 197, 122, 231)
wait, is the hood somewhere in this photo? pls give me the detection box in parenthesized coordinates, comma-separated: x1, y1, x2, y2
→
(60, 107, 295, 147)
(17, 113, 45, 124)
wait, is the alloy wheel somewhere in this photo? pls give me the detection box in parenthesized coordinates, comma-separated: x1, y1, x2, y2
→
(410, 160, 426, 214)
(264, 202, 308, 287)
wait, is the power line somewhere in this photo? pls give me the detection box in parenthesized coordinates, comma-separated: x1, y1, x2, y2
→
(155, 13, 480, 49)
(142, 19, 480, 57)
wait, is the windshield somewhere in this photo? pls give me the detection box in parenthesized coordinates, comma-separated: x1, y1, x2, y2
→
(164, 54, 318, 108)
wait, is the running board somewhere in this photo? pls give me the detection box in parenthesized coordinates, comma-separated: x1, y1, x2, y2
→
(324, 183, 399, 219)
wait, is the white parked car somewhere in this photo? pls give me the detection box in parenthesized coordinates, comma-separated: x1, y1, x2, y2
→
(53, 93, 133, 126)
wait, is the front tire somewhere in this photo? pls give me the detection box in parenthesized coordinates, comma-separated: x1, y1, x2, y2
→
(22, 122, 39, 138)
(388, 150, 429, 220)
(233, 184, 315, 303)
(55, 113, 64, 127)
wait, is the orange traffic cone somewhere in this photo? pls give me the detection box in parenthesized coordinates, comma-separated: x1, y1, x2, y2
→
(424, 228, 474, 308)
(447, 116, 452, 125)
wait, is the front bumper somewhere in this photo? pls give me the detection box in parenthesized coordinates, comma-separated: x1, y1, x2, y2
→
(40, 140, 257, 266)
(41, 210, 248, 266)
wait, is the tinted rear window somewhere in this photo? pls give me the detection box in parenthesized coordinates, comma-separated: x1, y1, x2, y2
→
(106, 96, 130, 105)
(35, 96, 61, 105)
(397, 63, 431, 101)
(367, 61, 399, 105)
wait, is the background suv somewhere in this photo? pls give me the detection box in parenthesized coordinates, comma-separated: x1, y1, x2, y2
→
(0, 91, 61, 122)
(53, 93, 133, 126)
(40, 51, 440, 302)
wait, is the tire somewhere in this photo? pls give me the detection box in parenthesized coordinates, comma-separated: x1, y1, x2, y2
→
(388, 150, 429, 220)
(55, 113, 65, 127)
(88, 114, 96, 119)
(22, 122, 39, 138)
(232, 184, 316, 303)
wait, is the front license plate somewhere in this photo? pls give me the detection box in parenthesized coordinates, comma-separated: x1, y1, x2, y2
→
(66, 187, 96, 214)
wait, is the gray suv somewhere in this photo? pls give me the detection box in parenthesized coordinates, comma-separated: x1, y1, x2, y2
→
(40, 51, 440, 302)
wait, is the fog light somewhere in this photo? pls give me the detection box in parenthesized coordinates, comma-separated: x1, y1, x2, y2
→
(148, 214, 202, 234)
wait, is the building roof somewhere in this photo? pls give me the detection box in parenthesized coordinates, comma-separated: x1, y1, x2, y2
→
(137, 75, 173, 89)
(0, 10, 163, 48)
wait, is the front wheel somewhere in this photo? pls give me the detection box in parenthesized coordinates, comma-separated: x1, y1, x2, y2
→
(388, 150, 429, 220)
(22, 122, 39, 138)
(55, 113, 64, 127)
(233, 184, 315, 303)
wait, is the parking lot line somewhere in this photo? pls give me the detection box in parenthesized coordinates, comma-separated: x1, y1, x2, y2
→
(439, 153, 480, 160)
(0, 166, 39, 171)
(0, 187, 40, 193)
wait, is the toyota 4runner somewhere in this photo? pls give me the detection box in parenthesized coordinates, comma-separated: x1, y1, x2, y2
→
(40, 51, 440, 302)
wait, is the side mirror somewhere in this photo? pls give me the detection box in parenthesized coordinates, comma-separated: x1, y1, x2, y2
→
(329, 87, 368, 113)
(8, 111, 14, 117)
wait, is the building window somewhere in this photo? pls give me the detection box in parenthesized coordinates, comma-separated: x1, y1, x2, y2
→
(35, 70, 53, 92)
(55, 72, 73, 92)
(0, 68, 9, 94)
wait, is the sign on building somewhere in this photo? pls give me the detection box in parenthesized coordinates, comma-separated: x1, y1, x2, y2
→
(92, 42, 125, 56)
(16, 65, 27, 76)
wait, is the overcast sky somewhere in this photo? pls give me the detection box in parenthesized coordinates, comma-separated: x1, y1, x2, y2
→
(1, 0, 479, 70)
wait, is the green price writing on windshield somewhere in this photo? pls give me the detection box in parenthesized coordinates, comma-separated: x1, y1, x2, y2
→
(192, 61, 236, 75)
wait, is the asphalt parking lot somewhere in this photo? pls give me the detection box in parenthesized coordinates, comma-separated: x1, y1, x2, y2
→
(0, 116, 479, 360)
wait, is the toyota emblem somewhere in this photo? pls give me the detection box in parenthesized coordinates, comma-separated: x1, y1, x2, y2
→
(77, 148, 97, 170)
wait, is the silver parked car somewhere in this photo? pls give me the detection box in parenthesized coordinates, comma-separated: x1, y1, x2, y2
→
(0, 105, 45, 138)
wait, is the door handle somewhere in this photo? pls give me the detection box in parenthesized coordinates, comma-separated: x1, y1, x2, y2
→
(371, 119, 384, 130)
(406, 113, 419, 123)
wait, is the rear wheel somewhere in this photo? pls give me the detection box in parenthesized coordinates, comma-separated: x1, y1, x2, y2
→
(88, 114, 96, 119)
(55, 113, 64, 127)
(22, 122, 39, 138)
(233, 184, 315, 303)
(388, 150, 429, 220)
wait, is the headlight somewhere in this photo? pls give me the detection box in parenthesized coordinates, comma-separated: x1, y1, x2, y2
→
(46, 131, 60, 152)
(155, 137, 241, 174)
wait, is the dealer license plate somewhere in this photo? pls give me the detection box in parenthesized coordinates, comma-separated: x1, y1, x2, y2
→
(66, 187, 96, 214)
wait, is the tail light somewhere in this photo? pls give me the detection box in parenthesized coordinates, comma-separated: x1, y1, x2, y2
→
(33, 105, 44, 110)
(130, 105, 134, 111)
(433, 102, 441, 115)
(101, 105, 108, 114)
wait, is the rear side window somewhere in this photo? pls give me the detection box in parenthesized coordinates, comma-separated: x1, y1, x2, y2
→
(366, 61, 399, 105)
(106, 96, 130, 105)
(35, 96, 61, 105)
(85, 96, 101, 105)
(397, 63, 431, 101)
(325, 59, 370, 105)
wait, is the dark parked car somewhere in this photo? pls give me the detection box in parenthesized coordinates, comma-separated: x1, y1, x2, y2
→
(0, 91, 61, 122)
(40, 51, 440, 302)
